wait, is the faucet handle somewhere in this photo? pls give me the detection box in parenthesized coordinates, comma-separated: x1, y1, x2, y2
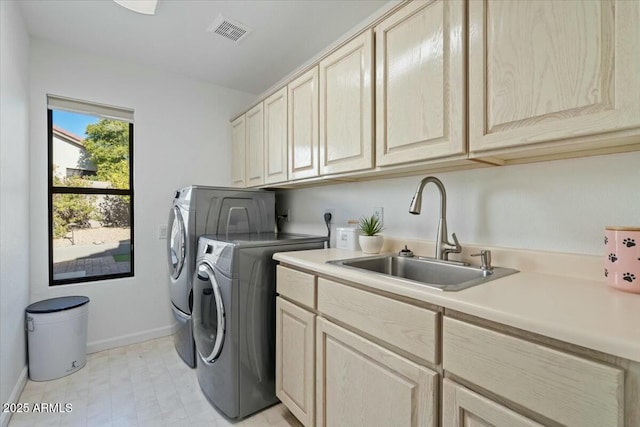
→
(471, 250, 493, 271)
(450, 233, 461, 252)
(442, 233, 462, 260)
(398, 245, 414, 257)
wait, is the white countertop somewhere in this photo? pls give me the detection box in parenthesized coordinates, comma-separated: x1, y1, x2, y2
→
(274, 248, 640, 363)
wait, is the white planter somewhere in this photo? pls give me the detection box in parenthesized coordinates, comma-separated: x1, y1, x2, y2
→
(359, 235, 383, 254)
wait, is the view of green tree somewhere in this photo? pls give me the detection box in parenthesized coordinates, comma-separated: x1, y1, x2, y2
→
(83, 119, 130, 189)
(52, 174, 96, 238)
(99, 195, 130, 227)
(52, 119, 130, 239)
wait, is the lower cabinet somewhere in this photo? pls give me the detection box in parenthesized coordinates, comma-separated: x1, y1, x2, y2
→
(442, 379, 541, 427)
(276, 265, 639, 427)
(443, 317, 624, 427)
(315, 318, 438, 427)
(275, 297, 315, 426)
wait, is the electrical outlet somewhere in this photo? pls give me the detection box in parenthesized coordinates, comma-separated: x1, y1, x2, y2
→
(324, 208, 335, 224)
(373, 207, 384, 226)
(158, 225, 167, 239)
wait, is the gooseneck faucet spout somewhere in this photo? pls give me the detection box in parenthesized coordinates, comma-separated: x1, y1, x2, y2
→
(409, 176, 461, 261)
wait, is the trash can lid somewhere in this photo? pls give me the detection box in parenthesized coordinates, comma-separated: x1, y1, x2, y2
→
(26, 296, 90, 314)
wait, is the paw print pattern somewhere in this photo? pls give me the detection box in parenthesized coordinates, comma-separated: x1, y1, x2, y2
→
(608, 253, 618, 263)
(623, 238, 636, 248)
(623, 273, 636, 283)
(604, 268, 609, 277)
(604, 236, 608, 245)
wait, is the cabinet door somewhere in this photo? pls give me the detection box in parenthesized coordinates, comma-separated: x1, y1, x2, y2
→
(277, 265, 316, 310)
(375, 0, 466, 166)
(442, 379, 542, 427)
(319, 30, 373, 175)
(264, 88, 288, 185)
(245, 103, 264, 187)
(317, 277, 439, 365)
(469, 0, 640, 155)
(288, 67, 319, 180)
(276, 297, 315, 427)
(443, 317, 624, 427)
(316, 318, 437, 427)
(230, 115, 246, 187)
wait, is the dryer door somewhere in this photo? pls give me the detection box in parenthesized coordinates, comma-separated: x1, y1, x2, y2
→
(192, 263, 225, 363)
(167, 206, 186, 279)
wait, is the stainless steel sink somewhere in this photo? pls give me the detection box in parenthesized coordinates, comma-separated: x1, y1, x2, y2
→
(327, 255, 518, 291)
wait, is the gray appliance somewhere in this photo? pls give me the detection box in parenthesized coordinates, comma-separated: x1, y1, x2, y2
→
(167, 186, 275, 367)
(192, 233, 326, 419)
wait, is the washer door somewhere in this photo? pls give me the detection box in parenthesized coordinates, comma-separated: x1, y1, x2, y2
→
(167, 206, 186, 279)
(192, 263, 225, 363)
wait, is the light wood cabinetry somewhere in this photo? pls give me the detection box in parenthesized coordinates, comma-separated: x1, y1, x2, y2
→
(277, 267, 440, 427)
(316, 318, 438, 427)
(276, 297, 315, 427)
(230, 115, 246, 187)
(264, 88, 288, 185)
(468, 0, 640, 161)
(276, 265, 316, 309)
(443, 316, 624, 427)
(276, 263, 639, 427)
(231, 0, 640, 187)
(245, 103, 264, 187)
(375, 0, 466, 166)
(442, 379, 542, 427)
(288, 67, 319, 180)
(319, 30, 373, 175)
(317, 277, 439, 365)
(276, 266, 317, 426)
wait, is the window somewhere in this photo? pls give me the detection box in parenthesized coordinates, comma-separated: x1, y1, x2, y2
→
(48, 95, 134, 285)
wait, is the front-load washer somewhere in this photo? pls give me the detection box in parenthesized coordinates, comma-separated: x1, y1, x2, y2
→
(167, 186, 274, 367)
(192, 233, 326, 419)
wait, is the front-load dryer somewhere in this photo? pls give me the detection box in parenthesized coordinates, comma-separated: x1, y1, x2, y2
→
(192, 233, 326, 419)
(167, 186, 275, 368)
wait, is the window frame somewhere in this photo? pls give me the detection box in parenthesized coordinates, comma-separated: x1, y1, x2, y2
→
(47, 108, 135, 286)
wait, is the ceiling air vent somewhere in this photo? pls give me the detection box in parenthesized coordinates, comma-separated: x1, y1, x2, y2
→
(206, 15, 252, 43)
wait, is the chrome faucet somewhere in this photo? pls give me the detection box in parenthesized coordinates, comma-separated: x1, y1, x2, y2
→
(409, 176, 461, 261)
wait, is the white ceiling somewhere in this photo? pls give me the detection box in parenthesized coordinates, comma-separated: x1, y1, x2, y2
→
(17, 0, 392, 95)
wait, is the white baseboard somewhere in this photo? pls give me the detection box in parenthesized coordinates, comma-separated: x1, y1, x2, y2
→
(0, 366, 28, 427)
(87, 324, 176, 354)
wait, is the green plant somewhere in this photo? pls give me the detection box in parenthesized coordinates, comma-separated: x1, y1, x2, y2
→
(112, 253, 130, 262)
(52, 175, 96, 239)
(358, 215, 384, 236)
(83, 119, 130, 190)
(100, 195, 130, 227)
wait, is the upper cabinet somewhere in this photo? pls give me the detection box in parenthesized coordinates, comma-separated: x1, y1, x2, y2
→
(288, 67, 320, 181)
(230, 0, 640, 187)
(375, 0, 466, 166)
(319, 30, 374, 175)
(230, 115, 246, 188)
(245, 103, 264, 187)
(468, 0, 640, 160)
(264, 87, 288, 185)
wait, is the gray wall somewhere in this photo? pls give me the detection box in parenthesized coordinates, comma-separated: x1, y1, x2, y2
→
(28, 38, 255, 353)
(0, 1, 31, 424)
(277, 151, 640, 256)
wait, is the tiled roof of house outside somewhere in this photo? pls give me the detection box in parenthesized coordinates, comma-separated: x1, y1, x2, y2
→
(52, 125, 84, 146)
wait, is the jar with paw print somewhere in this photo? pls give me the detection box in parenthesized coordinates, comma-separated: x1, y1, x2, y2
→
(604, 227, 640, 294)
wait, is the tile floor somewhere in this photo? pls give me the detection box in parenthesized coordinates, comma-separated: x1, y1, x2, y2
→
(8, 336, 302, 427)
